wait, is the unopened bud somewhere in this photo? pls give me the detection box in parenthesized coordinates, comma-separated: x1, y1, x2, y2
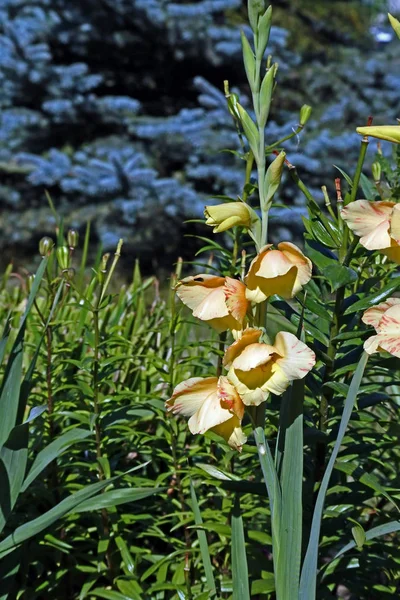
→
(372, 161, 381, 182)
(248, 0, 267, 32)
(39, 236, 54, 257)
(26, 274, 35, 293)
(62, 267, 75, 282)
(388, 13, 400, 40)
(56, 246, 70, 271)
(299, 104, 312, 127)
(98, 253, 110, 284)
(67, 229, 79, 249)
(356, 125, 400, 144)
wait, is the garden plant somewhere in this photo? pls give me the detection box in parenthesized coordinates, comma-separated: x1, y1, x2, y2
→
(0, 2, 400, 600)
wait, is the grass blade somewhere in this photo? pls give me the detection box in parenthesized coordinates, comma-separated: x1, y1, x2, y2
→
(231, 495, 250, 600)
(299, 352, 368, 600)
(190, 479, 216, 596)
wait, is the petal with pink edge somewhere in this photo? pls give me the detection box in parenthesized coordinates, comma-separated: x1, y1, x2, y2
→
(341, 200, 393, 250)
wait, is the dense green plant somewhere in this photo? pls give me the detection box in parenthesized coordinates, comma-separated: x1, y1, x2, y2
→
(1, 3, 400, 600)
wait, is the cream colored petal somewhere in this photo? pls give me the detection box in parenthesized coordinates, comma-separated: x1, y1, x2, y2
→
(166, 377, 218, 418)
(223, 328, 263, 367)
(224, 277, 249, 324)
(377, 304, 400, 334)
(376, 335, 400, 358)
(390, 204, 400, 243)
(278, 242, 312, 289)
(360, 220, 392, 251)
(213, 215, 243, 233)
(362, 298, 400, 330)
(245, 285, 268, 303)
(227, 366, 270, 406)
(188, 389, 234, 435)
(231, 343, 275, 372)
(363, 335, 381, 355)
(256, 249, 293, 278)
(176, 275, 225, 312)
(218, 375, 245, 420)
(273, 332, 316, 381)
(341, 200, 394, 250)
(212, 417, 247, 451)
(192, 286, 229, 321)
(262, 363, 292, 396)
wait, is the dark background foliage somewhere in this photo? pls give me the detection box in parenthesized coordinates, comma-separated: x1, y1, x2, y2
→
(0, 0, 399, 271)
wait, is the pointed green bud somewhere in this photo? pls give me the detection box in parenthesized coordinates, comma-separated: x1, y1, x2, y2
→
(26, 274, 35, 293)
(63, 267, 75, 282)
(259, 65, 275, 128)
(39, 236, 54, 257)
(236, 103, 260, 162)
(263, 151, 286, 210)
(299, 104, 312, 127)
(372, 161, 381, 182)
(224, 82, 241, 121)
(388, 13, 400, 39)
(256, 5, 272, 60)
(357, 125, 400, 144)
(98, 253, 110, 284)
(67, 228, 79, 249)
(241, 31, 256, 92)
(56, 246, 70, 270)
(248, 0, 267, 32)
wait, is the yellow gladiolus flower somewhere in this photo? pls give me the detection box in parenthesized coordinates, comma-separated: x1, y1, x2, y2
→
(176, 274, 249, 332)
(362, 298, 400, 357)
(166, 376, 246, 451)
(224, 328, 315, 406)
(341, 200, 400, 262)
(245, 242, 312, 303)
(357, 125, 400, 145)
(204, 202, 255, 233)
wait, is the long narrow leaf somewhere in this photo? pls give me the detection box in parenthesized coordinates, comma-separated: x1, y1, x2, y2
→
(276, 380, 304, 599)
(231, 495, 250, 600)
(333, 520, 400, 560)
(299, 352, 368, 600)
(190, 479, 216, 596)
(0, 257, 48, 448)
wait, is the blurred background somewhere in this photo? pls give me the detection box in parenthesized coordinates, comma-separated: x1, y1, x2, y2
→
(0, 0, 399, 273)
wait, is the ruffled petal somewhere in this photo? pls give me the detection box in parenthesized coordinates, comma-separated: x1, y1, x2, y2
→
(390, 204, 400, 244)
(341, 200, 393, 250)
(273, 332, 316, 381)
(224, 277, 249, 324)
(167, 377, 218, 418)
(212, 417, 247, 451)
(223, 328, 263, 367)
(227, 366, 270, 406)
(362, 298, 400, 330)
(176, 275, 225, 313)
(231, 343, 276, 371)
(218, 375, 245, 421)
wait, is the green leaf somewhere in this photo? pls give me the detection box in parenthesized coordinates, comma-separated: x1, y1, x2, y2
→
(231, 495, 250, 600)
(275, 379, 303, 599)
(350, 520, 366, 550)
(251, 575, 275, 595)
(299, 352, 368, 600)
(90, 590, 134, 600)
(360, 173, 376, 200)
(0, 257, 47, 448)
(236, 104, 260, 161)
(0, 468, 144, 557)
(241, 31, 256, 92)
(334, 460, 399, 510)
(21, 428, 92, 492)
(323, 264, 358, 292)
(0, 423, 29, 535)
(343, 278, 400, 315)
(190, 480, 216, 597)
(73, 487, 164, 512)
(333, 520, 400, 561)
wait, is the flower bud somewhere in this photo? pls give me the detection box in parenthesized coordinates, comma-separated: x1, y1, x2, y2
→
(39, 236, 54, 257)
(62, 267, 75, 281)
(204, 202, 256, 233)
(356, 125, 400, 144)
(67, 229, 79, 249)
(248, 0, 267, 32)
(26, 274, 35, 293)
(372, 161, 381, 182)
(388, 13, 400, 40)
(263, 151, 286, 210)
(98, 253, 110, 284)
(56, 246, 70, 270)
(299, 104, 312, 127)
